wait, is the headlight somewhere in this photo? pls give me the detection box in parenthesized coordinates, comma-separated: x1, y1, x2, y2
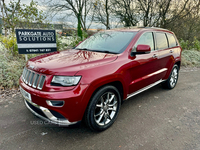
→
(51, 76, 81, 86)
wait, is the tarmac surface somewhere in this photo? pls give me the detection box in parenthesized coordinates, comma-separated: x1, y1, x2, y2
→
(0, 68, 200, 150)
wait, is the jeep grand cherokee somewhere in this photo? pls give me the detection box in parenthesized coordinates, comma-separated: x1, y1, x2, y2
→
(19, 27, 182, 131)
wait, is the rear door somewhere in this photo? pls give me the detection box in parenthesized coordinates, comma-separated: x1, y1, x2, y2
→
(156, 32, 177, 79)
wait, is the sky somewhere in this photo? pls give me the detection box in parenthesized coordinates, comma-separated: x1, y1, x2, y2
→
(5, 0, 107, 29)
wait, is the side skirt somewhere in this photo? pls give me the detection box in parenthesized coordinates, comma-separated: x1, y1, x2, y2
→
(126, 79, 165, 100)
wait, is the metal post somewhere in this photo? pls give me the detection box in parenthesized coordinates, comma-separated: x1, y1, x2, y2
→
(25, 54, 28, 61)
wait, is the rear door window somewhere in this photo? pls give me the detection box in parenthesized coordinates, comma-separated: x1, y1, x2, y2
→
(155, 32, 168, 50)
(166, 33, 177, 48)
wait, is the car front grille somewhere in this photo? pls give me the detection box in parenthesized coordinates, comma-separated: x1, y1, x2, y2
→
(22, 67, 46, 90)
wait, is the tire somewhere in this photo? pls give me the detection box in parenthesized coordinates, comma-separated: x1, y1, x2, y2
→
(84, 85, 121, 131)
(162, 64, 179, 89)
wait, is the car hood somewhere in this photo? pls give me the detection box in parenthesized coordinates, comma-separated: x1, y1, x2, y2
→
(27, 49, 118, 75)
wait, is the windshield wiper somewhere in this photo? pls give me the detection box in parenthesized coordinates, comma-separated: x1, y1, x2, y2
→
(75, 48, 118, 54)
(75, 48, 89, 50)
(90, 50, 118, 54)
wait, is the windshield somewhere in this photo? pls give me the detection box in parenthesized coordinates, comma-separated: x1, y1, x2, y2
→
(75, 31, 137, 54)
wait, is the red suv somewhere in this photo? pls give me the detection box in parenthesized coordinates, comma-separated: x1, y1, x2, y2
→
(19, 27, 182, 131)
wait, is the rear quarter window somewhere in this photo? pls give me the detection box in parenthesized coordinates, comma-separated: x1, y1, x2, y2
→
(155, 32, 168, 50)
(166, 33, 177, 47)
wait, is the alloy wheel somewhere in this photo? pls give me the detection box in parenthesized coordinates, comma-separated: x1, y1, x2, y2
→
(94, 92, 118, 126)
(170, 67, 178, 88)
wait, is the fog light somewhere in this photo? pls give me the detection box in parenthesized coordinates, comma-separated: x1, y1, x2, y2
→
(46, 100, 64, 107)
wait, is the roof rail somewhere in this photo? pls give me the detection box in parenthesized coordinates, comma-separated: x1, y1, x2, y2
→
(144, 27, 169, 31)
(111, 26, 169, 31)
(113, 26, 144, 30)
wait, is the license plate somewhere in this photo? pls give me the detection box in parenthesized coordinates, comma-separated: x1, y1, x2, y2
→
(20, 86, 32, 101)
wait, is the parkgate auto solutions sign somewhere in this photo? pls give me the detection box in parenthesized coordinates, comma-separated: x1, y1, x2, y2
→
(16, 29, 57, 54)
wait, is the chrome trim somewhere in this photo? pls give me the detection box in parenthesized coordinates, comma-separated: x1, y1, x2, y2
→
(24, 99, 78, 126)
(29, 65, 35, 69)
(126, 79, 164, 100)
(130, 68, 167, 85)
(145, 68, 167, 79)
(32, 74, 39, 88)
(24, 68, 29, 83)
(28, 72, 35, 86)
(23, 68, 27, 82)
(37, 75, 46, 90)
(46, 100, 65, 107)
(22, 67, 46, 90)
(25, 70, 31, 84)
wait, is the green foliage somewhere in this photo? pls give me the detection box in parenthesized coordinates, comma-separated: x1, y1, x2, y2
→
(82, 30, 88, 39)
(56, 34, 63, 50)
(0, 34, 18, 55)
(0, 43, 25, 89)
(180, 38, 200, 51)
(181, 50, 200, 67)
(180, 39, 190, 50)
(192, 38, 200, 51)
(70, 32, 82, 48)
(56, 35, 69, 51)
(68, 30, 88, 48)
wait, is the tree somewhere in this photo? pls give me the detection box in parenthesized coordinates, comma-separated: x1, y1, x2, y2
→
(0, 0, 21, 35)
(135, 0, 200, 28)
(17, 0, 48, 29)
(165, 0, 200, 42)
(48, 0, 95, 32)
(112, 0, 139, 27)
(153, 0, 198, 28)
(94, 0, 111, 29)
(137, 0, 160, 27)
(0, 0, 48, 35)
(77, 13, 82, 39)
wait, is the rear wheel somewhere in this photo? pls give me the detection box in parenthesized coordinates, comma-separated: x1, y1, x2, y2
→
(85, 85, 121, 131)
(162, 64, 179, 89)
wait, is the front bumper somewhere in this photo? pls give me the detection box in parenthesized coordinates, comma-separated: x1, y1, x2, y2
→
(19, 76, 90, 123)
(24, 99, 78, 126)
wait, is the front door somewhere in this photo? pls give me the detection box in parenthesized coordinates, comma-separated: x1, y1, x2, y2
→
(128, 32, 160, 94)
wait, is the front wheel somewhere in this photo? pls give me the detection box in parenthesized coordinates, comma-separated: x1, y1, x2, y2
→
(162, 64, 179, 89)
(84, 86, 121, 131)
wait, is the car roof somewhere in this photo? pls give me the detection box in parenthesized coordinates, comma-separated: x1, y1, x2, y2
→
(109, 26, 171, 33)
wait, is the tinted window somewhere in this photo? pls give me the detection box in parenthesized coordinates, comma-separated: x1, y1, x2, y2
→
(76, 31, 137, 53)
(167, 33, 177, 47)
(133, 32, 154, 52)
(155, 32, 168, 50)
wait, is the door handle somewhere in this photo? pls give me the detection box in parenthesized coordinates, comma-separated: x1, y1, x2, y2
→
(152, 54, 158, 58)
(170, 50, 174, 53)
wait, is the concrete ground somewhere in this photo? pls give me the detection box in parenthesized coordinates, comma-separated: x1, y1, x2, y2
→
(0, 68, 200, 150)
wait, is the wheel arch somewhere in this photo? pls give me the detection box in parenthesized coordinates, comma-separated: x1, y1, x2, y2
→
(175, 61, 181, 70)
(91, 81, 124, 104)
(164, 60, 181, 80)
(80, 78, 126, 121)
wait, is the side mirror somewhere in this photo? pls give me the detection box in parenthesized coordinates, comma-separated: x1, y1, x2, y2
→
(131, 44, 151, 56)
